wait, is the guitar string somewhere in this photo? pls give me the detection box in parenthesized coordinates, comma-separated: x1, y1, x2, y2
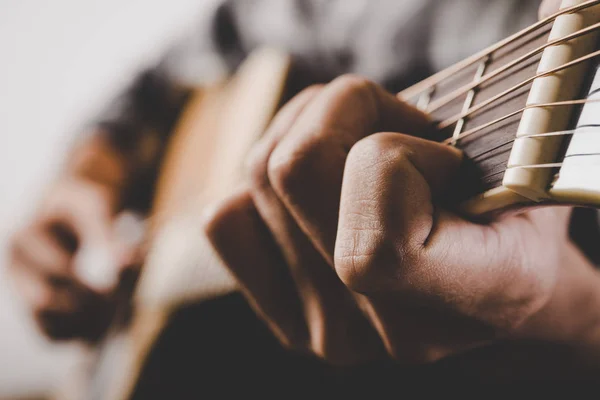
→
(437, 49, 600, 131)
(118, 4, 600, 231)
(133, 100, 600, 231)
(399, 0, 600, 100)
(480, 163, 564, 181)
(426, 22, 600, 113)
(139, 2, 600, 229)
(91, 2, 600, 378)
(444, 98, 600, 145)
(470, 126, 600, 161)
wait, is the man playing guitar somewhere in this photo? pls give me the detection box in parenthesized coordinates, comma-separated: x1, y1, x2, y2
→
(9, 0, 600, 394)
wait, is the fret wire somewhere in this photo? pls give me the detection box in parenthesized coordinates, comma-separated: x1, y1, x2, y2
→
(565, 152, 600, 157)
(416, 86, 435, 110)
(508, 162, 564, 170)
(444, 98, 600, 145)
(438, 49, 600, 131)
(399, 0, 600, 100)
(452, 57, 489, 145)
(427, 21, 600, 114)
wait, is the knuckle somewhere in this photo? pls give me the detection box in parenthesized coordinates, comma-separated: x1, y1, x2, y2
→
(266, 144, 302, 196)
(246, 84, 326, 194)
(334, 228, 422, 294)
(246, 142, 271, 192)
(349, 133, 412, 168)
(200, 189, 253, 241)
(296, 83, 324, 99)
(334, 233, 400, 293)
(327, 75, 380, 118)
(200, 199, 234, 240)
(330, 74, 376, 99)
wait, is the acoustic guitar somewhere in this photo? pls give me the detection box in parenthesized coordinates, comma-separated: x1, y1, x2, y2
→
(63, 0, 600, 397)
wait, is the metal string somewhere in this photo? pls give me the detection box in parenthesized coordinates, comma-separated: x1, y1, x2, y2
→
(399, 0, 600, 100)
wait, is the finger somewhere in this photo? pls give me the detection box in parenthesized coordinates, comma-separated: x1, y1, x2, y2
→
(248, 85, 384, 363)
(252, 189, 382, 364)
(335, 132, 554, 331)
(335, 132, 462, 291)
(204, 189, 309, 349)
(11, 227, 72, 279)
(539, 0, 562, 20)
(333, 132, 496, 360)
(205, 86, 320, 349)
(35, 288, 117, 342)
(247, 84, 324, 161)
(43, 179, 115, 247)
(8, 254, 80, 314)
(265, 75, 431, 265)
(43, 179, 123, 291)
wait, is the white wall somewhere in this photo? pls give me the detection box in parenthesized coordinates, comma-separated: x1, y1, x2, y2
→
(0, 0, 204, 397)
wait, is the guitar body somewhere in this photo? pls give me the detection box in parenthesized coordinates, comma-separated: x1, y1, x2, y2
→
(66, 48, 291, 400)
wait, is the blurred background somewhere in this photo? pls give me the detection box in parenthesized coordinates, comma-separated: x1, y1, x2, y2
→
(0, 1, 205, 398)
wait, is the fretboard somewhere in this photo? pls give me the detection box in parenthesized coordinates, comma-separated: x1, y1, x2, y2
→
(400, 0, 600, 208)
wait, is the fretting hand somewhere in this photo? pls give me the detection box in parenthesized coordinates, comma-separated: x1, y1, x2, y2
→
(205, 75, 600, 366)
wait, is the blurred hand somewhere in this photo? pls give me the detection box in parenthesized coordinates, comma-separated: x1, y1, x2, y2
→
(8, 176, 143, 342)
(205, 76, 600, 366)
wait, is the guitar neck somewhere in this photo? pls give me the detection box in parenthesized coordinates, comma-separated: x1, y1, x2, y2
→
(400, 0, 600, 214)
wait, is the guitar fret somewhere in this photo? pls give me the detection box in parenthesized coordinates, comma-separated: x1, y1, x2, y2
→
(416, 86, 435, 110)
(451, 57, 489, 145)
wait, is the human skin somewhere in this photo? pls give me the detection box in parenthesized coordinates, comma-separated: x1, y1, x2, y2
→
(205, 46, 600, 366)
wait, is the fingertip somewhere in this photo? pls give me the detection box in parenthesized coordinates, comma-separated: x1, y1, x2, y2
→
(202, 188, 255, 242)
(539, 0, 562, 20)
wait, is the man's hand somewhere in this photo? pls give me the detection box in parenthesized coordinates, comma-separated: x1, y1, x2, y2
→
(205, 76, 600, 366)
(8, 137, 143, 342)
